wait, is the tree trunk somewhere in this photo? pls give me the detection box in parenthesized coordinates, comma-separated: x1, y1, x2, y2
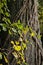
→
(4, 0, 43, 65)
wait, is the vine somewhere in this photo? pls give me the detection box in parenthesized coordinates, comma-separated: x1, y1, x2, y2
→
(0, 0, 42, 65)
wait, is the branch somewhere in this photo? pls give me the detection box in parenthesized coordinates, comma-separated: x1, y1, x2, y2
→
(0, 48, 9, 52)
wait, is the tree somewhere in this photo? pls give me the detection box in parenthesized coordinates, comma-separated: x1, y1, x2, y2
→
(0, 0, 43, 65)
(38, 0, 43, 46)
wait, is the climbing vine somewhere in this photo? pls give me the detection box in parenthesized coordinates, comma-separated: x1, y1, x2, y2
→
(0, 0, 42, 65)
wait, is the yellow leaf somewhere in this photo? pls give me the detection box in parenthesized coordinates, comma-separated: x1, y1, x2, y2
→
(15, 41, 20, 45)
(11, 41, 14, 45)
(13, 45, 21, 51)
(4, 55, 8, 63)
(31, 32, 35, 37)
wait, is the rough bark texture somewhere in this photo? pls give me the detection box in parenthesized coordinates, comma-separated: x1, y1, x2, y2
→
(1, 0, 43, 65)
(7, 0, 43, 65)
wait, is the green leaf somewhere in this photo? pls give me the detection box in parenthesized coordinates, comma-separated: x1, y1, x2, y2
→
(37, 35, 42, 39)
(8, 30, 12, 35)
(7, 18, 11, 24)
(0, 9, 4, 14)
(12, 28, 17, 33)
(22, 43, 26, 48)
(11, 23, 17, 27)
(2, 17, 6, 22)
(0, 23, 7, 27)
(3, 27, 7, 31)
(0, 23, 7, 31)
(0, 2, 4, 8)
(2, 24, 7, 28)
(18, 24, 23, 30)
(18, 20, 20, 24)
(2, 17, 11, 24)
(5, 12, 10, 17)
(0, 53, 2, 60)
(0, 24, 3, 26)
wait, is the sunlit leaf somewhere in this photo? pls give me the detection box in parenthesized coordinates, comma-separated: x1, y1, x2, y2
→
(25, 26, 29, 31)
(22, 46, 24, 50)
(13, 45, 21, 51)
(2, 17, 11, 24)
(11, 41, 14, 45)
(22, 29, 27, 34)
(17, 20, 23, 30)
(21, 56, 25, 62)
(12, 52, 18, 59)
(5, 12, 10, 17)
(19, 52, 23, 56)
(0, 9, 4, 14)
(31, 32, 35, 37)
(4, 55, 8, 63)
(22, 43, 26, 48)
(11, 23, 17, 27)
(7, 18, 11, 24)
(15, 41, 20, 45)
(19, 52, 25, 62)
(12, 28, 17, 33)
(19, 38, 22, 42)
(18, 25, 23, 30)
(2, 27, 7, 31)
(18, 30, 23, 37)
(0, 23, 7, 29)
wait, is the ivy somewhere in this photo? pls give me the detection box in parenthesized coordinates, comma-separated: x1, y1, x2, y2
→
(0, 0, 42, 65)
